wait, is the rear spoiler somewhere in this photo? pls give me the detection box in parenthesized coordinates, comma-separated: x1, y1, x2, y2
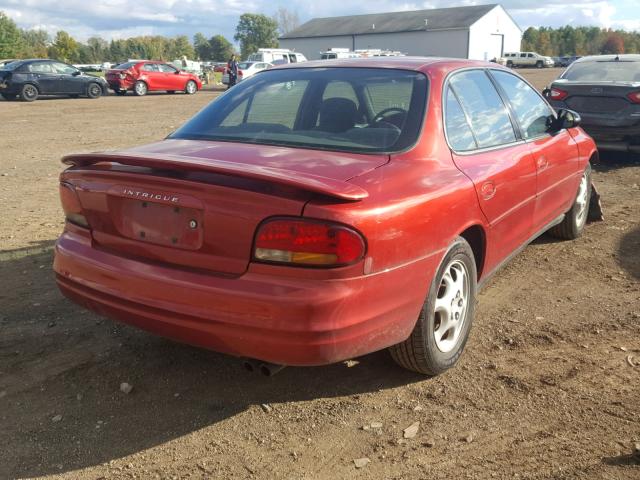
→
(62, 152, 368, 201)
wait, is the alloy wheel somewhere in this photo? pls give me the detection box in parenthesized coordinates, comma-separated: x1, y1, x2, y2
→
(433, 259, 470, 353)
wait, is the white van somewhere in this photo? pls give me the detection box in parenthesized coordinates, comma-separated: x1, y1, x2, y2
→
(320, 48, 361, 60)
(247, 49, 307, 65)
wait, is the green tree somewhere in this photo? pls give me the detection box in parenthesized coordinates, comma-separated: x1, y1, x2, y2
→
(20, 29, 49, 58)
(49, 30, 80, 62)
(169, 35, 195, 59)
(209, 34, 234, 61)
(85, 36, 108, 63)
(193, 32, 211, 60)
(234, 13, 279, 59)
(0, 11, 23, 58)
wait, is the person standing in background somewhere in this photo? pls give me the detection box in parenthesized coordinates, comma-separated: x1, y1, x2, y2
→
(227, 55, 238, 89)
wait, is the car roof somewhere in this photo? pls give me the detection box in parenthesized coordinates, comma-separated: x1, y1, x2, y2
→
(272, 56, 497, 72)
(574, 54, 640, 64)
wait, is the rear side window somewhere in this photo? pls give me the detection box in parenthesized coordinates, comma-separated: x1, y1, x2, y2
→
(449, 70, 516, 149)
(445, 88, 477, 151)
(28, 62, 54, 73)
(491, 70, 552, 139)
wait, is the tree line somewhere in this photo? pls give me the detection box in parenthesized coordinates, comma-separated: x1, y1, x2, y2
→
(522, 26, 640, 56)
(0, 11, 299, 63)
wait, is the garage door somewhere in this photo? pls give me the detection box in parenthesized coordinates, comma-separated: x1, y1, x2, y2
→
(484, 34, 504, 61)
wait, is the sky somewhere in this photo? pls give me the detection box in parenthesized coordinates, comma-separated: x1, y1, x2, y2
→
(1, 0, 638, 43)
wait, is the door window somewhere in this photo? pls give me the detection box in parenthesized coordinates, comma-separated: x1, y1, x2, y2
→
(29, 62, 55, 73)
(528, 53, 534, 58)
(141, 63, 159, 72)
(444, 87, 477, 151)
(288, 54, 297, 63)
(449, 70, 517, 149)
(158, 64, 178, 73)
(491, 70, 553, 139)
(51, 62, 77, 75)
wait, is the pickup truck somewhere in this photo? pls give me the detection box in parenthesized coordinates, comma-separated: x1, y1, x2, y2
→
(503, 52, 555, 68)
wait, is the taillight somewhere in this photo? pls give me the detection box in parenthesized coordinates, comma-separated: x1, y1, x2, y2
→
(549, 87, 568, 101)
(119, 72, 126, 79)
(253, 218, 366, 267)
(59, 182, 89, 228)
(627, 91, 640, 104)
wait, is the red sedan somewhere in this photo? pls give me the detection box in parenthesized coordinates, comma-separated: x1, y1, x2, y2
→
(105, 60, 202, 96)
(54, 58, 596, 376)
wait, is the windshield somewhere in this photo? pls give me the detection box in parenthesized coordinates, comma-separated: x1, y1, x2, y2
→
(561, 60, 640, 82)
(170, 67, 428, 154)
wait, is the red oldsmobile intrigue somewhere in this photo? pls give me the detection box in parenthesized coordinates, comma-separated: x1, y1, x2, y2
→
(54, 58, 596, 375)
(105, 60, 202, 96)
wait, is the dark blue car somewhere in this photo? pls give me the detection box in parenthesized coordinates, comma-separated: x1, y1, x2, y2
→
(0, 59, 108, 102)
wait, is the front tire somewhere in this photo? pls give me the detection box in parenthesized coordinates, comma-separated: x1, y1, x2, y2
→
(549, 165, 591, 240)
(20, 83, 39, 102)
(536, 61, 543, 68)
(389, 237, 477, 376)
(133, 81, 147, 96)
(185, 80, 197, 95)
(87, 82, 102, 99)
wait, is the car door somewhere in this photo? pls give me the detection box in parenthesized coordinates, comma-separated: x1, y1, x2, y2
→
(489, 69, 581, 229)
(140, 63, 162, 90)
(444, 69, 537, 269)
(51, 62, 84, 94)
(158, 63, 183, 90)
(28, 61, 59, 93)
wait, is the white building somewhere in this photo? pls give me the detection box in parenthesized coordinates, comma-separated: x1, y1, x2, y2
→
(279, 4, 522, 62)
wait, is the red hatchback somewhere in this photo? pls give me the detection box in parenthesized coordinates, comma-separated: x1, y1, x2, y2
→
(105, 61, 202, 96)
(54, 58, 596, 375)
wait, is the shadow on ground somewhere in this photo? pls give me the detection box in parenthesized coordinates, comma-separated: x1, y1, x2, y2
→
(0, 243, 424, 478)
(618, 225, 640, 280)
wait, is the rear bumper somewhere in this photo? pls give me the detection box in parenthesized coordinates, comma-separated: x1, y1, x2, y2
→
(54, 229, 435, 366)
(107, 79, 134, 91)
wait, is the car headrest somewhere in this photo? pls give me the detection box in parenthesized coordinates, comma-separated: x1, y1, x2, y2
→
(318, 97, 358, 133)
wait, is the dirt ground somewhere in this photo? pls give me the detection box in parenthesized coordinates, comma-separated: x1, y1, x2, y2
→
(1, 68, 639, 480)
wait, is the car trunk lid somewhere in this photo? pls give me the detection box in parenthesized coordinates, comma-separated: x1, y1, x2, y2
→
(553, 80, 640, 126)
(61, 139, 386, 275)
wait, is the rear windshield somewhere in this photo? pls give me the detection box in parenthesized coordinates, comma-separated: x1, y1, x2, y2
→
(1, 61, 21, 71)
(170, 67, 428, 154)
(561, 60, 640, 82)
(114, 62, 138, 70)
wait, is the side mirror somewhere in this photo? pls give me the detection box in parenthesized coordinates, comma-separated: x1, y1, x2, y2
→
(175, 70, 181, 74)
(72, 70, 81, 76)
(547, 108, 581, 133)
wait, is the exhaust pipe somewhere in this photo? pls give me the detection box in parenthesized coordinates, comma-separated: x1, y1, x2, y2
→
(242, 358, 260, 373)
(259, 362, 286, 377)
(242, 358, 286, 376)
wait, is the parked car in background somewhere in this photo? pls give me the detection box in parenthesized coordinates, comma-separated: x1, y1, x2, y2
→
(544, 54, 640, 152)
(247, 48, 307, 64)
(504, 52, 554, 68)
(0, 59, 107, 101)
(54, 58, 595, 376)
(105, 60, 202, 96)
(213, 62, 227, 73)
(559, 56, 582, 68)
(222, 61, 272, 85)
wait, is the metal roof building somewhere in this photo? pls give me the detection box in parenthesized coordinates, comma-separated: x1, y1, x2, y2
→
(279, 4, 522, 61)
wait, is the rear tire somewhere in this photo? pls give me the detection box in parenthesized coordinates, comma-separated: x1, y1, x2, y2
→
(20, 83, 38, 102)
(133, 81, 147, 96)
(506, 60, 513, 68)
(389, 237, 477, 376)
(185, 80, 197, 94)
(549, 165, 591, 240)
(87, 82, 102, 99)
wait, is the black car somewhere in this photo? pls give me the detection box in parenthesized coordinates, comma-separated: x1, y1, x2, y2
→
(545, 54, 640, 153)
(0, 59, 108, 102)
